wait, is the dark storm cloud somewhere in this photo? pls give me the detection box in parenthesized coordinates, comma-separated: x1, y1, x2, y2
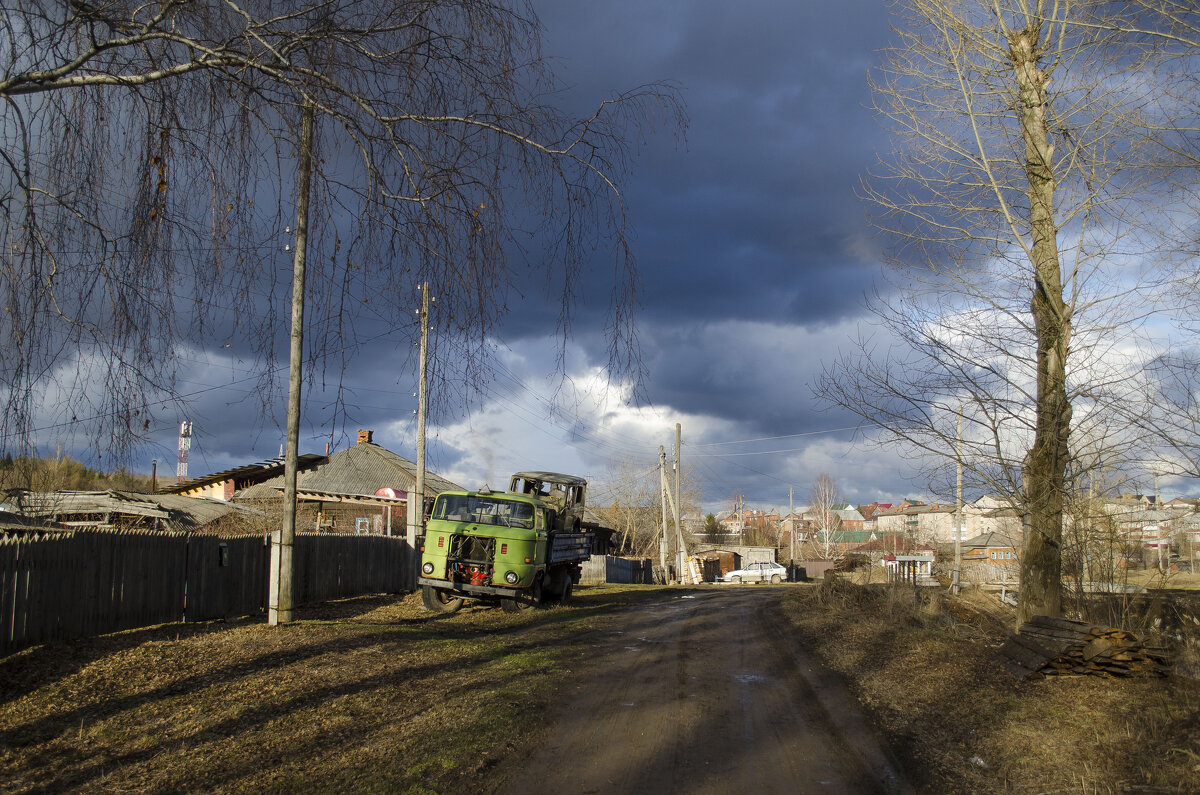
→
(509, 0, 892, 343)
(379, 0, 899, 503)
(45, 0, 923, 507)
(509, 0, 904, 506)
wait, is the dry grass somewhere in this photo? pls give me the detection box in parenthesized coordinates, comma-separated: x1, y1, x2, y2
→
(7, 582, 1198, 793)
(781, 577, 1200, 793)
(0, 586, 672, 794)
(1124, 569, 1200, 591)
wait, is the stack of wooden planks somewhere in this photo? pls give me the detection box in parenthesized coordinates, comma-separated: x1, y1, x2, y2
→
(999, 615, 1170, 680)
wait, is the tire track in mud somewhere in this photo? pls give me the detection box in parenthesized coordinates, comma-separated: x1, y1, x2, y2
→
(490, 588, 908, 794)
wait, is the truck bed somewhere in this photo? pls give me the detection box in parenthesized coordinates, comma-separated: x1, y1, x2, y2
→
(548, 531, 593, 565)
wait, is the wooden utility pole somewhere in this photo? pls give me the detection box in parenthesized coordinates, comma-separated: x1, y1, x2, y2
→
(408, 282, 431, 548)
(270, 100, 315, 627)
(954, 405, 962, 596)
(662, 472, 686, 584)
(658, 446, 669, 582)
(674, 423, 684, 581)
(789, 484, 795, 579)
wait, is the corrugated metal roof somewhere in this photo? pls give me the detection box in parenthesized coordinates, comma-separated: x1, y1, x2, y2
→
(962, 531, 1018, 548)
(17, 490, 170, 520)
(237, 442, 462, 501)
(160, 454, 326, 493)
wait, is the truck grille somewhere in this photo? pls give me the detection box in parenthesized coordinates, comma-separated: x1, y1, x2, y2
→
(449, 535, 494, 583)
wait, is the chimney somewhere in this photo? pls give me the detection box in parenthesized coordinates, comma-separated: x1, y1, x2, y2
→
(357, 429, 373, 445)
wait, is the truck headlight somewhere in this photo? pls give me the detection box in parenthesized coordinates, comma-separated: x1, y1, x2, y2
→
(504, 571, 519, 584)
(422, 562, 434, 575)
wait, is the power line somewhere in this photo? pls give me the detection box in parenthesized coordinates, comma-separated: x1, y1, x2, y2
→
(685, 425, 871, 447)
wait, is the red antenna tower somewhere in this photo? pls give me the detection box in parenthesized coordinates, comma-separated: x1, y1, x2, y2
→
(177, 421, 193, 479)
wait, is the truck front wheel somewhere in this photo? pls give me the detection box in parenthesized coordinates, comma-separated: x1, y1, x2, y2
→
(422, 586, 464, 614)
(501, 576, 544, 613)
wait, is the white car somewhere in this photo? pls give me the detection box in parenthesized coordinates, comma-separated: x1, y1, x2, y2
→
(721, 561, 787, 584)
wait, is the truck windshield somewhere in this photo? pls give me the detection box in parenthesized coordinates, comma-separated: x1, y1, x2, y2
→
(432, 495, 536, 528)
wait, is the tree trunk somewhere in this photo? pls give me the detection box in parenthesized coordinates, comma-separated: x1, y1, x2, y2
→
(1012, 24, 1071, 626)
(269, 100, 315, 626)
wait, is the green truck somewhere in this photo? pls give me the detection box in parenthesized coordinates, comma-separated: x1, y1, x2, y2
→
(418, 472, 595, 614)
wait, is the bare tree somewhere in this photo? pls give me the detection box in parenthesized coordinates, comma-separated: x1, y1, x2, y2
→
(593, 458, 659, 556)
(818, 0, 1194, 625)
(809, 472, 841, 560)
(0, 1, 683, 461)
(592, 458, 704, 558)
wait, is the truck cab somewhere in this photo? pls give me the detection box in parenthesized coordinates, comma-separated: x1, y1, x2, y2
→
(508, 471, 587, 532)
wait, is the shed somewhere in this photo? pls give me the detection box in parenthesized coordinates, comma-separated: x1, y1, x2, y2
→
(9, 490, 262, 534)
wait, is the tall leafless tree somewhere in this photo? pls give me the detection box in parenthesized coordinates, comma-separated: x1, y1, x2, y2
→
(0, 0, 684, 461)
(818, 0, 1193, 625)
(809, 472, 841, 560)
(592, 457, 703, 558)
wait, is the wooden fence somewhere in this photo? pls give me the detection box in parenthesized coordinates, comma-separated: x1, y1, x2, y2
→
(580, 555, 654, 585)
(1, 530, 415, 656)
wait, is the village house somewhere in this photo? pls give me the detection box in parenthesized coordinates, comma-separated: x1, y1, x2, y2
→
(832, 504, 865, 530)
(199, 430, 462, 536)
(874, 503, 962, 543)
(715, 509, 744, 537)
(872, 496, 1022, 546)
(857, 502, 893, 533)
(778, 510, 810, 543)
(961, 531, 1019, 563)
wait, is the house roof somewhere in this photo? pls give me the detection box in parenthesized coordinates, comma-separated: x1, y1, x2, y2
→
(858, 503, 893, 520)
(237, 441, 462, 501)
(0, 509, 64, 534)
(10, 490, 261, 533)
(962, 531, 1018, 549)
(161, 454, 327, 494)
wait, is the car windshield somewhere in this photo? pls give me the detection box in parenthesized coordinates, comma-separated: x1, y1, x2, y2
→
(432, 495, 536, 528)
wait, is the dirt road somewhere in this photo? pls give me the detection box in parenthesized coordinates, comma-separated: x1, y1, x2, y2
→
(493, 588, 908, 794)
